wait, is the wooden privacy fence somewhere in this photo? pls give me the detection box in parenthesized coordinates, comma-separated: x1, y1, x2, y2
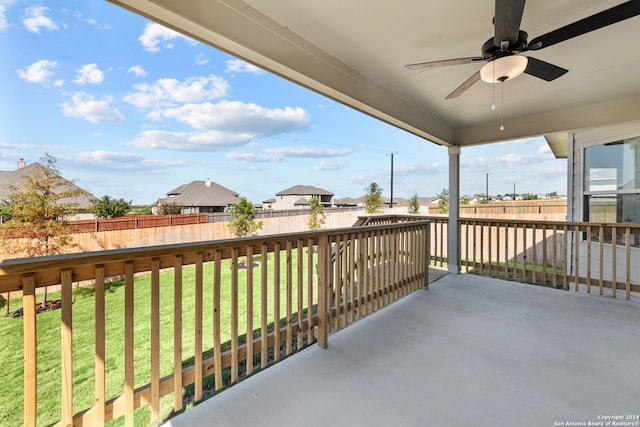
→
(69, 213, 208, 233)
(425, 216, 640, 299)
(0, 219, 430, 427)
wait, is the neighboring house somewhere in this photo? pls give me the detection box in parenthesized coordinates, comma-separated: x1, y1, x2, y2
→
(271, 185, 334, 210)
(0, 159, 96, 220)
(261, 198, 276, 209)
(154, 178, 240, 214)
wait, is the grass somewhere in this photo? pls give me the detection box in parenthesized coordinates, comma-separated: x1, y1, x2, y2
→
(0, 250, 316, 427)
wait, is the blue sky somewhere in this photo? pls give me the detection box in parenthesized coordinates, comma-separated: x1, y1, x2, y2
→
(0, 1, 567, 205)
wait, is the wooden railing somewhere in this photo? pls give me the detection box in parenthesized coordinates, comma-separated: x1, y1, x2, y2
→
(0, 219, 430, 427)
(424, 217, 640, 299)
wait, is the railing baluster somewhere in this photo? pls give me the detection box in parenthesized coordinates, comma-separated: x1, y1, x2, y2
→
(625, 227, 631, 300)
(296, 240, 303, 349)
(260, 244, 268, 369)
(531, 224, 537, 285)
(586, 225, 592, 293)
(552, 225, 558, 288)
(574, 226, 580, 292)
(273, 242, 281, 362)
(213, 250, 223, 390)
(598, 227, 604, 295)
(230, 248, 239, 382)
(512, 223, 518, 280)
(173, 255, 183, 410)
(487, 221, 492, 276)
(246, 245, 254, 375)
(563, 224, 569, 290)
(124, 261, 135, 427)
(348, 232, 356, 320)
(150, 258, 160, 421)
(285, 240, 293, 355)
(611, 226, 617, 298)
(337, 235, 344, 330)
(194, 252, 204, 399)
(542, 224, 548, 286)
(307, 237, 314, 344)
(95, 265, 106, 425)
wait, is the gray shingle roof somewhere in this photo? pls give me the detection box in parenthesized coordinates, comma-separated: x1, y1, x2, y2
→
(276, 185, 333, 196)
(0, 162, 96, 209)
(157, 180, 240, 207)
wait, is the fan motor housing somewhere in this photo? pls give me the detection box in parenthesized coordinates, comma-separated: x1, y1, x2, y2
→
(482, 30, 528, 60)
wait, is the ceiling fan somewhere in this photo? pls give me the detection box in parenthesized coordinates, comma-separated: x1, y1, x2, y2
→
(404, 0, 640, 99)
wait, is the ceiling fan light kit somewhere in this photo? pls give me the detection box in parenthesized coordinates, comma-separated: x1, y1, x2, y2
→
(404, 0, 640, 98)
(480, 56, 528, 83)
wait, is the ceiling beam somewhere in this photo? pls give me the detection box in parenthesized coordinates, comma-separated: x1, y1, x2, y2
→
(454, 94, 640, 146)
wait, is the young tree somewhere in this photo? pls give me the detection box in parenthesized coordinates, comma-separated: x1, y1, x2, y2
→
(364, 182, 383, 214)
(90, 195, 132, 218)
(407, 193, 420, 214)
(308, 196, 327, 230)
(436, 188, 449, 214)
(0, 154, 83, 306)
(228, 198, 263, 268)
(158, 202, 183, 215)
(228, 198, 263, 238)
(460, 194, 471, 205)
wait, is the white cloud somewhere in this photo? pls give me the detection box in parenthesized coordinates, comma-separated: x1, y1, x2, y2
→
(74, 63, 104, 85)
(59, 92, 125, 124)
(76, 150, 144, 164)
(225, 59, 262, 75)
(227, 145, 351, 163)
(129, 130, 253, 151)
(16, 59, 57, 83)
(138, 22, 191, 52)
(74, 11, 111, 29)
(128, 65, 146, 77)
(22, 5, 58, 34)
(314, 161, 347, 171)
(195, 54, 208, 65)
(159, 100, 310, 134)
(124, 75, 229, 108)
(0, 1, 16, 31)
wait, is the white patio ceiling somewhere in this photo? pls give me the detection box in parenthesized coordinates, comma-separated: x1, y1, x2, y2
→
(108, 0, 640, 148)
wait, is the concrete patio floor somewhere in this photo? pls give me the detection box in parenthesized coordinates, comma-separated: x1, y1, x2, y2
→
(165, 273, 640, 427)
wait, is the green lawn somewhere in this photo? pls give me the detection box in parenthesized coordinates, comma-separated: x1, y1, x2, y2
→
(0, 250, 316, 426)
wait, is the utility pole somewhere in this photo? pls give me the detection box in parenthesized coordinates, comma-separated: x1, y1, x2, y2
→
(388, 152, 397, 208)
(513, 182, 516, 201)
(485, 173, 490, 201)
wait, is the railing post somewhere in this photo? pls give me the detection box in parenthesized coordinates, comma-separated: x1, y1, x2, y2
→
(317, 234, 329, 349)
(23, 274, 36, 427)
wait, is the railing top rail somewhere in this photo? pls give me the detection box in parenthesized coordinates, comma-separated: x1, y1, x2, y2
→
(424, 216, 640, 229)
(0, 219, 431, 292)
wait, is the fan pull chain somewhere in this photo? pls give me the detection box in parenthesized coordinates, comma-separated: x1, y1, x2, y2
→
(500, 79, 504, 131)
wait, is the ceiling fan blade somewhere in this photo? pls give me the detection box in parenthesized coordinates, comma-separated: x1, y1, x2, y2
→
(529, 0, 640, 50)
(445, 71, 482, 99)
(404, 57, 484, 70)
(524, 57, 568, 81)
(494, 0, 526, 47)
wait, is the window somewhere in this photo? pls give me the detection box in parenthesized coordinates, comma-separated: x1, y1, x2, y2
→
(584, 137, 640, 244)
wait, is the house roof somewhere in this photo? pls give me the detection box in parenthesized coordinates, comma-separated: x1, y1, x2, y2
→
(276, 185, 333, 197)
(0, 162, 96, 209)
(294, 197, 309, 205)
(109, 0, 640, 152)
(157, 180, 240, 207)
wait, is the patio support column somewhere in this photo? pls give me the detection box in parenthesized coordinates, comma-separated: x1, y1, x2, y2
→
(448, 146, 460, 274)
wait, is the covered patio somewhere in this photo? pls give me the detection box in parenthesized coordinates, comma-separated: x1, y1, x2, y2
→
(166, 273, 640, 427)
